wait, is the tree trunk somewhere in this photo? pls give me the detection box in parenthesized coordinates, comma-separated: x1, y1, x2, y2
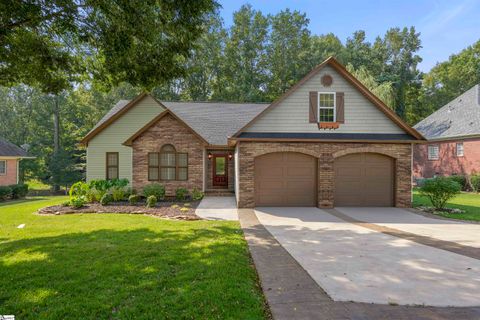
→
(53, 95, 60, 192)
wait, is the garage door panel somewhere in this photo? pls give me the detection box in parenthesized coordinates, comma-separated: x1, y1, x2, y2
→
(255, 152, 317, 207)
(335, 153, 393, 207)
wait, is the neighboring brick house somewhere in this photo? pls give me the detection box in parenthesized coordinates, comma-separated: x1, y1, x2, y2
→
(0, 138, 33, 185)
(81, 57, 425, 208)
(413, 85, 480, 179)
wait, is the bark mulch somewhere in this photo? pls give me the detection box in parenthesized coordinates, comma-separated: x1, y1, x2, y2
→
(37, 201, 201, 220)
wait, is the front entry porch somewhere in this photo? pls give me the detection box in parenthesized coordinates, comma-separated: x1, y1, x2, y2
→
(205, 149, 235, 196)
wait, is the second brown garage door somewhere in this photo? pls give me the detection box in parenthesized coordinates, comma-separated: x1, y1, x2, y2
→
(334, 153, 394, 206)
(255, 152, 317, 206)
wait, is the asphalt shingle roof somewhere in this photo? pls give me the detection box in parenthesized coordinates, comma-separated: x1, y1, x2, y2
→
(90, 98, 269, 146)
(0, 137, 29, 157)
(414, 84, 480, 140)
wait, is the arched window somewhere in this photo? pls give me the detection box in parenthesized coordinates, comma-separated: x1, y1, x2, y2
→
(148, 144, 188, 181)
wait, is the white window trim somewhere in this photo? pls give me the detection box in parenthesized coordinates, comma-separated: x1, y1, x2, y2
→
(317, 92, 336, 123)
(456, 142, 464, 157)
(0, 160, 6, 175)
(428, 145, 439, 160)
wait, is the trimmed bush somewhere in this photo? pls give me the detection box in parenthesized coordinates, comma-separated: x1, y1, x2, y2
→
(129, 194, 141, 205)
(471, 175, 480, 192)
(100, 193, 113, 206)
(69, 181, 89, 198)
(0, 186, 12, 201)
(419, 176, 461, 209)
(146, 195, 157, 208)
(191, 188, 204, 201)
(446, 175, 466, 191)
(111, 187, 127, 202)
(175, 187, 189, 201)
(10, 184, 29, 199)
(71, 196, 87, 209)
(86, 188, 104, 203)
(143, 183, 165, 200)
(88, 178, 129, 192)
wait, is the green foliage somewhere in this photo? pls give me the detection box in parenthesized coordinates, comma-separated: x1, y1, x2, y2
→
(176, 187, 189, 201)
(88, 179, 129, 191)
(71, 196, 87, 209)
(0, 186, 12, 201)
(100, 193, 113, 206)
(128, 194, 141, 205)
(471, 175, 480, 193)
(86, 188, 104, 203)
(69, 181, 89, 199)
(419, 177, 462, 210)
(61, 201, 71, 207)
(111, 187, 127, 202)
(146, 195, 157, 208)
(191, 188, 204, 201)
(143, 183, 165, 200)
(9, 184, 29, 199)
(446, 175, 467, 191)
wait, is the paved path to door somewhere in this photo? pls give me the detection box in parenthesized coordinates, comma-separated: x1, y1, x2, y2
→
(195, 196, 238, 220)
(253, 207, 480, 307)
(239, 209, 480, 319)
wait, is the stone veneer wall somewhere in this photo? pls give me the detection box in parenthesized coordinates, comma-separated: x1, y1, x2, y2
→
(205, 149, 235, 190)
(132, 114, 204, 195)
(237, 141, 412, 208)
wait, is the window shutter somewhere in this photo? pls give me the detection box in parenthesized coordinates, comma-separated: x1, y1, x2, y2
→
(309, 91, 318, 123)
(336, 92, 344, 123)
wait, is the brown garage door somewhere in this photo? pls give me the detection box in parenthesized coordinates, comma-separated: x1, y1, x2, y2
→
(334, 153, 394, 206)
(255, 152, 317, 206)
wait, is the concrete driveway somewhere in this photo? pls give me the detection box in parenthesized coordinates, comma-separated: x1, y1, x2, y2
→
(254, 207, 480, 307)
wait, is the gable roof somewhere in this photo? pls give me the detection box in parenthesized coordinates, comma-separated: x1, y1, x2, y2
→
(414, 84, 480, 140)
(81, 93, 269, 146)
(0, 138, 31, 157)
(231, 56, 425, 140)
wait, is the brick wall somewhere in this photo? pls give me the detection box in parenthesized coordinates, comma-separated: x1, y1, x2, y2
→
(205, 149, 235, 190)
(413, 138, 480, 179)
(0, 159, 18, 186)
(237, 141, 412, 208)
(132, 114, 204, 195)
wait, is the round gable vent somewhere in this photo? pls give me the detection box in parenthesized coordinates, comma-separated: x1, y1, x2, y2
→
(321, 74, 333, 87)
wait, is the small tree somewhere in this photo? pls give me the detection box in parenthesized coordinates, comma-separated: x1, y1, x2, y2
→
(419, 177, 461, 210)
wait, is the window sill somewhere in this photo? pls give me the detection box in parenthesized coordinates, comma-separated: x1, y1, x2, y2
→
(318, 122, 340, 129)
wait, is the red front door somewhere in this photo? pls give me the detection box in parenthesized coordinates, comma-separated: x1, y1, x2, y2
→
(212, 155, 228, 187)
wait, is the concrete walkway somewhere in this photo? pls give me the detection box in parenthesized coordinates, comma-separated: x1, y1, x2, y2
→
(239, 209, 480, 319)
(195, 196, 238, 221)
(254, 207, 480, 307)
(336, 207, 480, 248)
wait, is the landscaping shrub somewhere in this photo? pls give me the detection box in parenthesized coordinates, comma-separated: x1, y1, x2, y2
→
(146, 195, 157, 208)
(175, 187, 189, 201)
(88, 178, 129, 191)
(100, 193, 113, 206)
(471, 174, 480, 192)
(71, 196, 87, 209)
(69, 181, 89, 199)
(143, 183, 165, 200)
(111, 187, 127, 202)
(0, 186, 12, 201)
(129, 194, 141, 205)
(446, 175, 466, 191)
(419, 176, 462, 210)
(191, 188, 204, 201)
(86, 188, 104, 203)
(9, 184, 29, 199)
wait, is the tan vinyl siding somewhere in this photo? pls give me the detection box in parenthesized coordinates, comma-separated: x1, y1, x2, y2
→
(86, 95, 165, 183)
(245, 65, 406, 134)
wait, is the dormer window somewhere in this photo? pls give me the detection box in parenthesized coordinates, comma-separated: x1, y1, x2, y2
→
(318, 92, 336, 122)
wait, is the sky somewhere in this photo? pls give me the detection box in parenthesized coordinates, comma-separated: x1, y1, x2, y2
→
(219, 0, 480, 72)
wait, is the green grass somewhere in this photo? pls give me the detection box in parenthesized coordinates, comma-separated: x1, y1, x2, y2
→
(0, 197, 267, 319)
(25, 179, 50, 190)
(413, 190, 480, 221)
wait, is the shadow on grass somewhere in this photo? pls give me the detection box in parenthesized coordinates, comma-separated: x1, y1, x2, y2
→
(413, 194, 480, 221)
(0, 197, 48, 207)
(0, 226, 266, 320)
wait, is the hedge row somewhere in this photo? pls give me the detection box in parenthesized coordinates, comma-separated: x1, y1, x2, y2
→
(0, 184, 29, 201)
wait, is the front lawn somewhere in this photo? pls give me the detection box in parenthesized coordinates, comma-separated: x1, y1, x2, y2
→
(0, 197, 267, 319)
(413, 190, 480, 221)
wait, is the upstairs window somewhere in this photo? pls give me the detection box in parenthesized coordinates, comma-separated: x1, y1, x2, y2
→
(456, 143, 464, 157)
(318, 92, 336, 123)
(428, 145, 439, 160)
(106, 152, 119, 180)
(0, 160, 6, 175)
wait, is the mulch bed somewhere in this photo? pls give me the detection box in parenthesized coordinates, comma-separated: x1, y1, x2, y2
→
(37, 201, 202, 220)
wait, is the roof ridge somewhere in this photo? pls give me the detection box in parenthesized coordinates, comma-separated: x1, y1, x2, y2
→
(162, 100, 271, 105)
